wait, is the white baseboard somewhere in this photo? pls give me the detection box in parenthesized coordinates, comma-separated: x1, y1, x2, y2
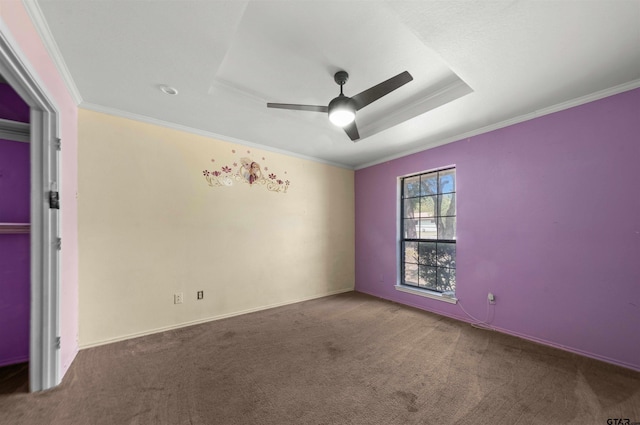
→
(79, 287, 354, 350)
(356, 288, 640, 372)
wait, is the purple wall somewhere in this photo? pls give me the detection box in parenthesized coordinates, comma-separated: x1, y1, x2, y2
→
(355, 88, 640, 371)
(0, 138, 30, 367)
(0, 77, 31, 367)
(0, 82, 30, 123)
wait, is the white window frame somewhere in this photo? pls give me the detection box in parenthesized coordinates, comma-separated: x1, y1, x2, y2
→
(395, 166, 458, 304)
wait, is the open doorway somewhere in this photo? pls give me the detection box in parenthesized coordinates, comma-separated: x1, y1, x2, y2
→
(0, 76, 31, 392)
(0, 28, 61, 392)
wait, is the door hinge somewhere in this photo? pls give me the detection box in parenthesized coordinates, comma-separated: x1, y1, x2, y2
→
(55, 337, 61, 350)
(56, 238, 62, 251)
(54, 138, 61, 151)
(49, 190, 60, 209)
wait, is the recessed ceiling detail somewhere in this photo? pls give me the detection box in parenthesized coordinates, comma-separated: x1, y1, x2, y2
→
(34, 0, 640, 168)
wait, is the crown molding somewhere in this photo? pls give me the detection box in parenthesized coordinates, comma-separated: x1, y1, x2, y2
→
(80, 102, 354, 170)
(22, 0, 83, 105)
(354, 79, 640, 170)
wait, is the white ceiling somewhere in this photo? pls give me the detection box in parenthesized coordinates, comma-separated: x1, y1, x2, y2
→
(33, 0, 640, 168)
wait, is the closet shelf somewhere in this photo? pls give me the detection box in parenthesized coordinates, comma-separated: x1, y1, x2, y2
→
(0, 223, 30, 234)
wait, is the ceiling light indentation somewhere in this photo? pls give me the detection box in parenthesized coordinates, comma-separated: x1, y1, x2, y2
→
(159, 85, 179, 95)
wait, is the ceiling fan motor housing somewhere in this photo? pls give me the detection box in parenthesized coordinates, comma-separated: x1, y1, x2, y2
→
(328, 95, 356, 113)
(334, 71, 349, 86)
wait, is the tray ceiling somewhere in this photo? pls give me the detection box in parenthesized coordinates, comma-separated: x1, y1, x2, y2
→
(31, 0, 640, 168)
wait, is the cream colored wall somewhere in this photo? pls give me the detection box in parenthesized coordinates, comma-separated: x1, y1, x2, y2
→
(78, 109, 354, 347)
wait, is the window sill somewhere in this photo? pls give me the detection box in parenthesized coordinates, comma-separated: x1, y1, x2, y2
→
(394, 285, 458, 304)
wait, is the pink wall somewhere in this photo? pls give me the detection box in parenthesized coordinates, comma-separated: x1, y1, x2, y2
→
(355, 88, 640, 371)
(1, 2, 79, 376)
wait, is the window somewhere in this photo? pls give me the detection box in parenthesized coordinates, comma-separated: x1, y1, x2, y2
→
(400, 167, 456, 295)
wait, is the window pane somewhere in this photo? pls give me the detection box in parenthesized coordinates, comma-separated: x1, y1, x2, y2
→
(403, 263, 419, 286)
(404, 242, 418, 264)
(438, 217, 456, 240)
(438, 193, 456, 217)
(420, 196, 437, 218)
(418, 266, 437, 289)
(418, 242, 437, 266)
(403, 176, 421, 198)
(436, 243, 456, 268)
(437, 268, 456, 293)
(439, 169, 456, 194)
(403, 198, 420, 219)
(403, 219, 419, 239)
(419, 219, 437, 239)
(420, 174, 438, 195)
(401, 168, 456, 296)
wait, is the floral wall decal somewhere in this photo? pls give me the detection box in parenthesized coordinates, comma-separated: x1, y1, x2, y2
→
(203, 151, 290, 193)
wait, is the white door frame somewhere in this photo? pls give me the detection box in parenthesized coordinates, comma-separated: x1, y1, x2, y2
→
(0, 22, 61, 391)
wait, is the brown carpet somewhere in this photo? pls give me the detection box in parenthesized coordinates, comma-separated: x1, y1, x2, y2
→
(1, 292, 639, 425)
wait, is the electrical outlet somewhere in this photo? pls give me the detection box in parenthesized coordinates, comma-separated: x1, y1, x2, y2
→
(488, 292, 496, 304)
(197, 290, 204, 300)
(174, 292, 183, 304)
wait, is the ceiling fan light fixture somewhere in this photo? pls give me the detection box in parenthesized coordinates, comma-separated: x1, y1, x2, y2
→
(329, 109, 355, 127)
(267, 70, 412, 141)
(328, 96, 356, 127)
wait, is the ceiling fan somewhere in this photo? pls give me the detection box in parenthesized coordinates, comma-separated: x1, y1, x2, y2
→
(267, 70, 413, 141)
